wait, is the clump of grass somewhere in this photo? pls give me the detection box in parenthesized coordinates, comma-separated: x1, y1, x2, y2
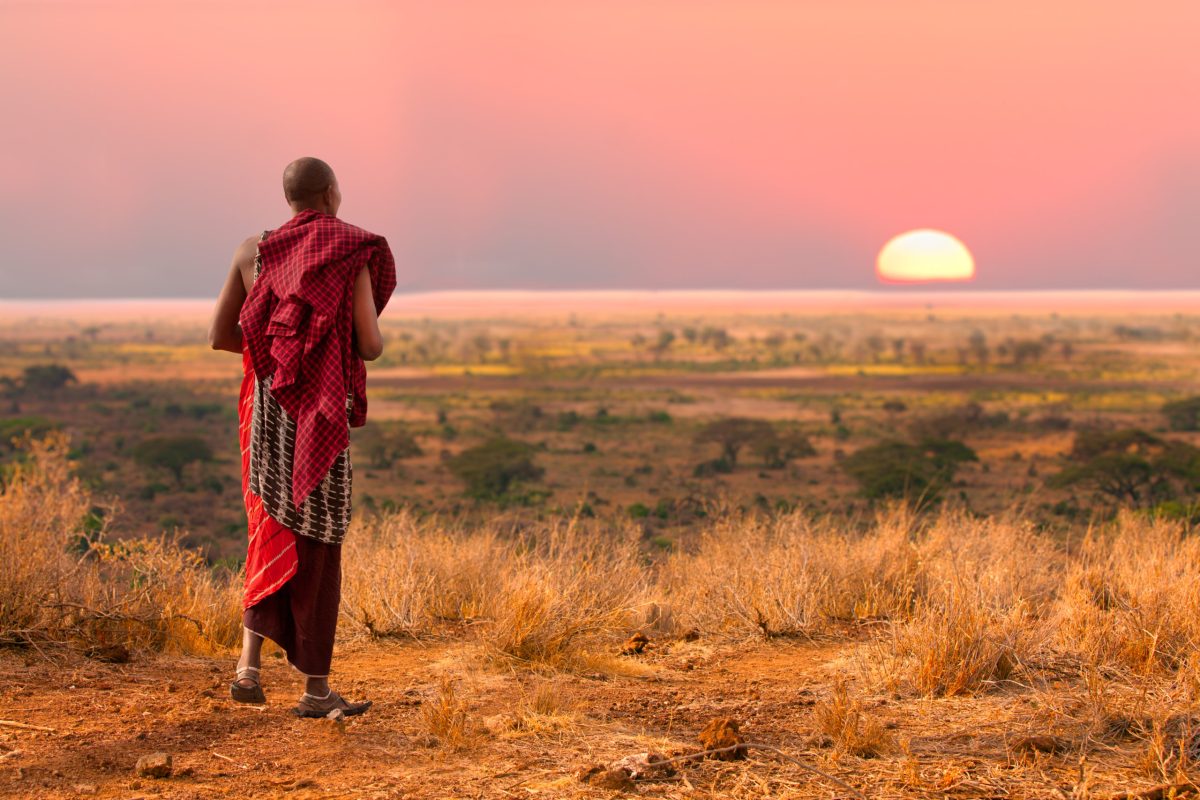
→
(421, 676, 476, 751)
(0, 434, 240, 654)
(1054, 514, 1200, 674)
(883, 584, 1033, 696)
(344, 515, 648, 670)
(812, 679, 895, 757)
(657, 507, 923, 637)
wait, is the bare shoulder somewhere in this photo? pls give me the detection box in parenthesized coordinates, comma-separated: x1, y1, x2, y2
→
(234, 234, 261, 262)
(232, 234, 262, 290)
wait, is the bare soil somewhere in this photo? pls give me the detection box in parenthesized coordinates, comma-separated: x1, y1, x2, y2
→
(0, 636, 1181, 799)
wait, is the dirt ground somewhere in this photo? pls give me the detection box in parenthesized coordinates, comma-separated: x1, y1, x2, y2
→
(0, 635, 1183, 799)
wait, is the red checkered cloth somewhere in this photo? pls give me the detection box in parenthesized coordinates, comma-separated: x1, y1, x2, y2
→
(239, 210, 396, 507)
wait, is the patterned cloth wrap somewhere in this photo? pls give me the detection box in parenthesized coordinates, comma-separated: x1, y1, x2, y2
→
(238, 211, 395, 609)
(240, 209, 396, 508)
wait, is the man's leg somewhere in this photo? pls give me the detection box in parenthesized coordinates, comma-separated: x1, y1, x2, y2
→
(235, 626, 265, 686)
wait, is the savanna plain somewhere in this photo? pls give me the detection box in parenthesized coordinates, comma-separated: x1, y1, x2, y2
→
(3, 291, 1200, 799)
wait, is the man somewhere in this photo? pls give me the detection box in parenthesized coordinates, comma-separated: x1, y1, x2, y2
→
(208, 157, 396, 717)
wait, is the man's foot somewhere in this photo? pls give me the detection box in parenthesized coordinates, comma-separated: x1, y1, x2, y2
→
(230, 666, 266, 704)
(290, 689, 372, 719)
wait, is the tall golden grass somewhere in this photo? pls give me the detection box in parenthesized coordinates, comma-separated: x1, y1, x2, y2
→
(3, 435, 1198, 695)
(0, 434, 242, 655)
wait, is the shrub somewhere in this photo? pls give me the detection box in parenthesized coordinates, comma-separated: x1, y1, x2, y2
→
(753, 430, 816, 469)
(361, 424, 423, 469)
(0, 416, 58, 453)
(21, 364, 77, 393)
(1163, 396, 1200, 432)
(1050, 429, 1200, 508)
(131, 435, 214, 484)
(694, 417, 776, 468)
(447, 437, 544, 500)
(842, 439, 977, 502)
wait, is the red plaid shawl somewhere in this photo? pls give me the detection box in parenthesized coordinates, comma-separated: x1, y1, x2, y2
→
(240, 210, 396, 507)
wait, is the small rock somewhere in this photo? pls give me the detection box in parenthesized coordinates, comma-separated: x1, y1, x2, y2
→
(621, 632, 650, 656)
(74, 784, 98, 795)
(134, 752, 173, 779)
(697, 717, 747, 760)
(678, 628, 701, 642)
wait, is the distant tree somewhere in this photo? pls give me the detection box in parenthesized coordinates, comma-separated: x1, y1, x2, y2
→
(1050, 428, 1200, 508)
(700, 326, 732, 350)
(447, 437, 544, 500)
(652, 329, 676, 356)
(21, 364, 77, 393)
(362, 425, 423, 469)
(968, 330, 989, 364)
(864, 334, 886, 363)
(882, 399, 908, 415)
(1012, 340, 1046, 365)
(1163, 396, 1200, 432)
(909, 402, 1008, 441)
(841, 439, 977, 503)
(131, 435, 213, 484)
(753, 430, 817, 469)
(694, 417, 775, 469)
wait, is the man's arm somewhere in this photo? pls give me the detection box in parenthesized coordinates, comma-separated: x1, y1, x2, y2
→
(353, 265, 384, 361)
(208, 237, 257, 353)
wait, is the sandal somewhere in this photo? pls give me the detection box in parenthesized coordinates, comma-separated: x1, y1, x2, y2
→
(230, 666, 266, 704)
(290, 689, 372, 719)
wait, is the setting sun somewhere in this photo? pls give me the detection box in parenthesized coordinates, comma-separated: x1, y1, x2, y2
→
(876, 229, 976, 284)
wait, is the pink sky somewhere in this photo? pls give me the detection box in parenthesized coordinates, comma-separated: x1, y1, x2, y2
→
(1, 1, 1197, 296)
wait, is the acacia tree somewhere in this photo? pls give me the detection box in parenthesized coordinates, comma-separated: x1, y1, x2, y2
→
(694, 417, 776, 469)
(447, 437, 544, 500)
(132, 435, 213, 485)
(841, 438, 977, 503)
(1051, 428, 1200, 508)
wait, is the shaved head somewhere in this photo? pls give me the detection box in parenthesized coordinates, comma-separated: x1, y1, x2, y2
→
(282, 157, 337, 206)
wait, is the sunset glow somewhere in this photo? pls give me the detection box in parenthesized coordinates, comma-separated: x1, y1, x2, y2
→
(0, 2, 1198, 296)
(876, 230, 976, 284)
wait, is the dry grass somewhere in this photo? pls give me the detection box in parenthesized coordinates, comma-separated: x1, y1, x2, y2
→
(342, 514, 647, 670)
(0, 434, 241, 655)
(420, 675, 477, 751)
(813, 679, 895, 757)
(5, 434, 1200, 707)
(1055, 514, 1200, 674)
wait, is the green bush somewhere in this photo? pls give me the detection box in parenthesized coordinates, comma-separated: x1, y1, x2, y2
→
(131, 435, 213, 484)
(21, 364, 77, 393)
(447, 437, 544, 500)
(842, 439, 977, 503)
(1163, 396, 1200, 432)
(1050, 428, 1200, 508)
